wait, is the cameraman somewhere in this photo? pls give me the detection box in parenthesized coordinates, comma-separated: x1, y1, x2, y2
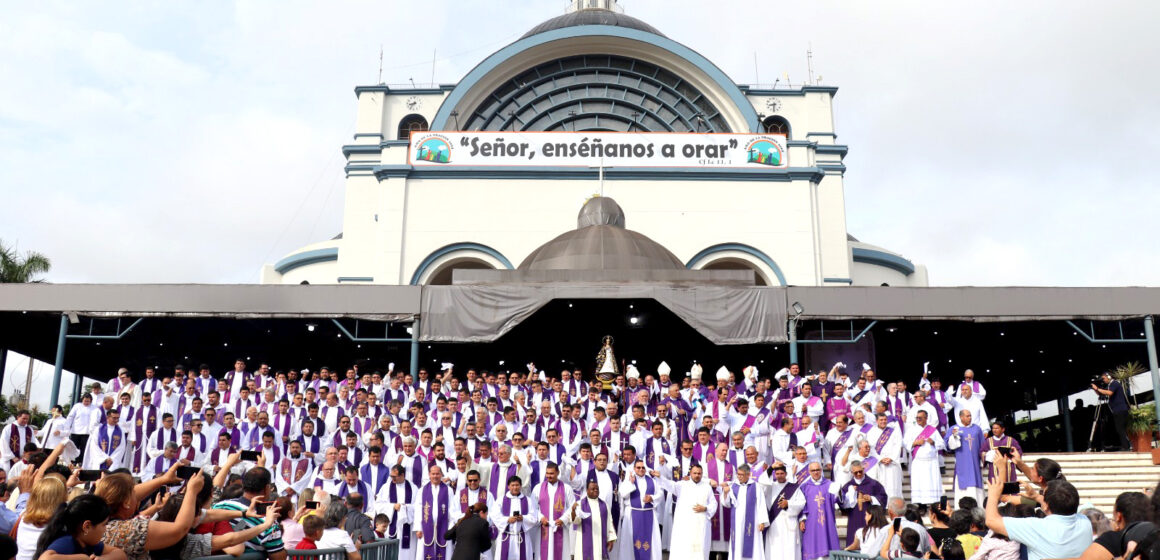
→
(1091, 372, 1131, 451)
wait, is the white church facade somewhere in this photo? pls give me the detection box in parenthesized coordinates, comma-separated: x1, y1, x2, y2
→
(261, 0, 927, 288)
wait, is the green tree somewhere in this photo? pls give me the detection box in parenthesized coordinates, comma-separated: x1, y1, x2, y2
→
(0, 240, 51, 283)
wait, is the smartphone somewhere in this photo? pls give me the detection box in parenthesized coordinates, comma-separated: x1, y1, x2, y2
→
(512, 509, 521, 517)
(305, 501, 320, 510)
(1001, 482, 1020, 495)
(254, 501, 272, 516)
(240, 450, 260, 461)
(939, 496, 948, 510)
(893, 517, 902, 531)
(78, 470, 102, 482)
(177, 466, 201, 480)
(997, 446, 1014, 458)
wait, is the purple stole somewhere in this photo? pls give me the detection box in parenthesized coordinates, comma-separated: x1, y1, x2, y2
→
(281, 456, 311, 482)
(731, 483, 759, 559)
(691, 442, 713, 464)
(96, 425, 123, 467)
(261, 444, 282, 464)
(874, 427, 894, 455)
(800, 479, 840, 560)
(539, 483, 568, 560)
(459, 487, 487, 513)
(178, 445, 197, 463)
(152, 427, 177, 452)
(361, 463, 389, 495)
(860, 456, 878, 472)
(579, 498, 609, 560)
(233, 399, 254, 419)
(209, 445, 235, 466)
(352, 416, 375, 435)
(643, 437, 669, 468)
(219, 426, 241, 448)
(420, 483, 450, 560)
(178, 393, 199, 414)
(402, 454, 425, 485)
(795, 463, 810, 484)
(7, 424, 32, 457)
(132, 406, 159, 444)
(830, 429, 854, 464)
(499, 493, 532, 560)
(626, 477, 657, 560)
(911, 425, 937, 456)
(301, 417, 325, 437)
(705, 460, 732, 541)
(298, 434, 321, 455)
(271, 414, 293, 439)
(196, 376, 215, 395)
(727, 448, 746, 468)
(388, 483, 414, 547)
(338, 480, 371, 511)
(151, 456, 173, 475)
(768, 482, 798, 519)
(490, 461, 519, 497)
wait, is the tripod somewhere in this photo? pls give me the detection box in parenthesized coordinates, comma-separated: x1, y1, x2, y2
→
(1086, 398, 1111, 452)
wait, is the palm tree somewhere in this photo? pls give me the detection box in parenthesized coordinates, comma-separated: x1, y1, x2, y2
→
(0, 240, 51, 283)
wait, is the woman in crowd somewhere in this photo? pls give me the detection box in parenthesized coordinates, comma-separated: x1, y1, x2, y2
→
(951, 509, 982, 558)
(317, 501, 361, 560)
(846, 505, 889, 556)
(34, 494, 125, 560)
(93, 466, 205, 560)
(928, 504, 957, 545)
(14, 477, 68, 560)
(968, 506, 1021, 560)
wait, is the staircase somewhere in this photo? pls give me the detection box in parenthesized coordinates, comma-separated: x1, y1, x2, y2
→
(835, 452, 1160, 539)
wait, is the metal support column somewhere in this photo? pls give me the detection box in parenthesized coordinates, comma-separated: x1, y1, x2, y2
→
(50, 313, 68, 408)
(410, 318, 421, 376)
(0, 349, 7, 398)
(1059, 396, 1074, 452)
(788, 318, 799, 364)
(72, 374, 83, 404)
(1144, 316, 1160, 429)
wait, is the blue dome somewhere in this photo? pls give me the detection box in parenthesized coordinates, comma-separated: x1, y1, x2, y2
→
(522, 10, 665, 39)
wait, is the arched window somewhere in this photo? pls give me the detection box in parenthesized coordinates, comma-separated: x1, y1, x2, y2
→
(762, 115, 791, 138)
(398, 114, 429, 140)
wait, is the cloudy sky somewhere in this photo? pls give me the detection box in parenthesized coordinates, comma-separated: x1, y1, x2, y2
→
(3, 0, 1159, 288)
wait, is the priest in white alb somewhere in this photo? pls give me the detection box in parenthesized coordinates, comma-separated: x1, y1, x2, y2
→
(722, 464, 769, 560)
(663, 464, 717, 560)
(618, 460, 662, 560)
(568, 480, 617, 560)
(903, 410, 944, 505)
(534, 463, 574, 560)
(758, 464, 802, 560)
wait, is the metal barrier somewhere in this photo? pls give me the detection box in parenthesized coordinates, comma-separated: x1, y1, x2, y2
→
(827, 551, 877, 560)
(192, 539, 398, 560)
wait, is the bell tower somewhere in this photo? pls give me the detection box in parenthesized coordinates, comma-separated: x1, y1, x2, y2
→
(568, 0, 623, 12)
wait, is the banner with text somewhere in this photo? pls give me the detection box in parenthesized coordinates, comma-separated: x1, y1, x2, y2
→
(409, 131, 788, 169)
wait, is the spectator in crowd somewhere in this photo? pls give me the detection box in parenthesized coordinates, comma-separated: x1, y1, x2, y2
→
(33, 494, 121, 560)
(985, 478, 1090, 560)
(444, 503, 491, 560)
(1083, 508, 1113, 538)
(296, 515, 325, 551)
(1067, 492, 1155, 560)
(967, 506, 1022, 560)
(15, 477, 67, 560)
(209, 465, 286, 560)
(845, 504, 889, 556)
(152, 472, 282, 560)
(0, 483, 19, 535)
(880, 527, 923, 559)
(0, 534, 16, 560)
(927, 503, 956, 545)
(343, 495, 376, 545)
(951, 509, 982, 558)
(318, 501, 361, 560)
(93, 466, 205, 560)
(886, 497, 930, 556)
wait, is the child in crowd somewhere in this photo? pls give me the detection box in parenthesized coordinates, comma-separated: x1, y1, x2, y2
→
(296, 515, 325, 550)
(34, 495, 121, 560)
(374, 514, 389, 539)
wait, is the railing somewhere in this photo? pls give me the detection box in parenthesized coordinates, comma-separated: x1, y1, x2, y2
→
(192, 539, 398, 560)
(827, 551, 876, 560)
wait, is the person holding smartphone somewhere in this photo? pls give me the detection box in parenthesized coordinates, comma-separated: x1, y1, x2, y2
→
(980, 421, 1023, 483)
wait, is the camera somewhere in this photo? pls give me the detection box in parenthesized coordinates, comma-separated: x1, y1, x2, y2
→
(1090, 376, 1106, 388)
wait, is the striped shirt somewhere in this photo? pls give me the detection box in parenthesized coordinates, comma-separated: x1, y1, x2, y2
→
(211, 497, 284, 554)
